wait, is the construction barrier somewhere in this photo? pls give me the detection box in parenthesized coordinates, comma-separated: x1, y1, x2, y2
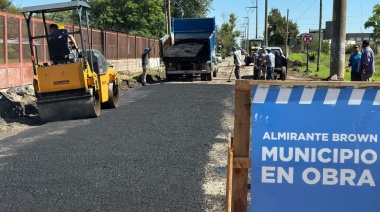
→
(227, 80, 380, 212)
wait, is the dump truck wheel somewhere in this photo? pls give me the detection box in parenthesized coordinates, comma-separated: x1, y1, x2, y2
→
(253, 68, 259, 80)
(213, 69, 218, 77)
(166, 74, 172, 82)
(206, 73, 213, 81)
(281, 67, 287, 81)
(103, 82, 119, 108)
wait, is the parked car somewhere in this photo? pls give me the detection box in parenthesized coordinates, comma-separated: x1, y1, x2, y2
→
(215, 53, 222, 63)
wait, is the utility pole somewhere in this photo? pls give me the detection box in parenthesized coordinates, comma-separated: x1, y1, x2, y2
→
(317, 0, 322, 72)
(264, 0, 268, 46)
(330, 0, 346, 79)
(245, 0, 258, 39)
(286, 9, 289, 57)
(167, 0, 171, 34)
(256, 0, 258, 39)
(244, 17, 249, 42)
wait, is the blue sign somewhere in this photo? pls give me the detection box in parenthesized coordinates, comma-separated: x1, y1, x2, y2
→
(251, 85, 380, 212)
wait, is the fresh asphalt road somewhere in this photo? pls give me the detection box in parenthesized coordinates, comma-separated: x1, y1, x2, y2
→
(0, 83, 234, 211)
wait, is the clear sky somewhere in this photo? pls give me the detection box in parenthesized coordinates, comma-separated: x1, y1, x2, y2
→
(14, 0, 378, 38)
(207, 0, 378, 40)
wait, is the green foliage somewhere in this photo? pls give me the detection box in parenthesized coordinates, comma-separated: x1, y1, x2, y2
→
(216, 14, 240, 58)
(0, 0, 21, 14)
(170, 0, 213, 18)
(345, 44, 357, 54)
(0, 0, 11, 11)
(268, 8, 299, 46)
(308, 40, 330, 54)
(308, 52, 316, 62)
(289, 53, 380, 81)
(87, 0, 166, 38)
(365, 4, 380, 40)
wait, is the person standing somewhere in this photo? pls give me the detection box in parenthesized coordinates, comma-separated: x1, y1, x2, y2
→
(360, 40, 375, 81)
(141, 47, 150, 86)
(346, 45, 362, 81)
(264, 48, 275, 80)
(231, 46, 242, 79)
(258, 46, 268, 79)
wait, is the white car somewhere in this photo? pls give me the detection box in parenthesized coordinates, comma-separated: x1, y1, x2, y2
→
(215, 53, 222, 63)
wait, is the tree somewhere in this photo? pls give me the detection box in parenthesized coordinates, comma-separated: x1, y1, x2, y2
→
(267, 8, 299, 46)
(0, 0, 11, 11)
(216, 13, 240, 57)
(87, 0, 166, 38)
(309, 40, 330, 54)
(170, 0, 213, 18)
(364, 4, 380, 40)
(0, 0, 21, 14)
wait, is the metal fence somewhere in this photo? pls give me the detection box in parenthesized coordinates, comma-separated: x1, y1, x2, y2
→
(0, 12, 159, 63)
(0, 11, 159, 89)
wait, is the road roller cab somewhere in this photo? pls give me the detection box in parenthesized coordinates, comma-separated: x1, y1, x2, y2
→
(22, 1, 119, 122)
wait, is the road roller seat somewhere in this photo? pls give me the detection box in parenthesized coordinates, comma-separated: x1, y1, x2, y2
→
(85, 49, 113, 75)
(48, 38, 72, 64)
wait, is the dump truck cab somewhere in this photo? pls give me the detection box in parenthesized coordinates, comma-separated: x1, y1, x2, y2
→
(22, 1, 119, 122)
(244, 39, 263, 66)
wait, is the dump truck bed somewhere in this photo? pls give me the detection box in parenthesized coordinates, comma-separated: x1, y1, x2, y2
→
(163, 38, 210, 61)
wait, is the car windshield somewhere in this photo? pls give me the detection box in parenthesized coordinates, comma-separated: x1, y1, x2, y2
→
(216, 53, 221, 57)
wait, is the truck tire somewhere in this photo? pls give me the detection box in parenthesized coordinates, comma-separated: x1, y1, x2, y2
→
(201, 74, 207, 81)
(245, 57, 251, 66)
(166, 74, 172, 82)
(281, 67, 287, 81)
(207, 73, 213, 81)
(213, 69, 218, 77)
(253, 68, 259, 80)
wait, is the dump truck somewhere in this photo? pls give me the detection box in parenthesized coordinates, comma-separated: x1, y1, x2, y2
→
(244, 39, 263, 66)
(22, 1, 119, 122)
(159, 18, 217, 81)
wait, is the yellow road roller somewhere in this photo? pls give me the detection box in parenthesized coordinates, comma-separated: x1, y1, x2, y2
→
(22, 1, 119, 122)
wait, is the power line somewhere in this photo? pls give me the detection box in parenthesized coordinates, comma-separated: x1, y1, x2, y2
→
(295, 0, 318, 21)
(291, 0, 307, 11)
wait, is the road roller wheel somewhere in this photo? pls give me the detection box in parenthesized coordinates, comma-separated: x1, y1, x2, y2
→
(90, 91, 101, 118)
(37, 88, 101, 122)
(102, 82, 119, 109)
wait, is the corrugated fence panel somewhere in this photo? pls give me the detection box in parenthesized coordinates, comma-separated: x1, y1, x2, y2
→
(33, 20, 45, 63)
(128, 35, 136, 59)
(0, 15, 4, 64)
(106, 32, 117, 59)
(7, 16, 20, 63)
(92, 29, 103, 54)
(22, 21, 31, 62)
(136, 36, 143, 59)
(118, 34, 128, 59)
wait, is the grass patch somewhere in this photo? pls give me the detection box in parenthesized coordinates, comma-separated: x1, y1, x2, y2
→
(288, 53, 380, 81)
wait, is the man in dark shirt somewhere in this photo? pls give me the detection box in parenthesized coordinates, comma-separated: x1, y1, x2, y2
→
(346, 45, 362, 81)
(360, 40, 375, 81)
(49, 24, 78, 49)
(141, 47, 150, 86)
